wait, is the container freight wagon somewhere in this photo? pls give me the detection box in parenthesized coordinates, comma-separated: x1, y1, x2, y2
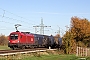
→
(54, 37, 62, 48)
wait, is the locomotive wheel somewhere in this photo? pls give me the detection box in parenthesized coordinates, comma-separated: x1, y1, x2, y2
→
(21, 46, 25, 49)
(30, 46, 34, 48)
(12, 46, 15, 50)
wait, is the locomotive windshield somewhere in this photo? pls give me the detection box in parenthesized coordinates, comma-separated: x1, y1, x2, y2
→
(10, 34, 18, 40)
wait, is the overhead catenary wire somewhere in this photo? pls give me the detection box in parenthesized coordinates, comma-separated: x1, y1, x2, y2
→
(0, 8, 38, 25)
(0, 8, 66, 35)
(0, 15, 34, 31)
(0, 12, 35, 29)
(0, 8, 39, 31)
(0, 20, 33, 30)
(0, 14, 35, 25)
(0, 8, 54, 35)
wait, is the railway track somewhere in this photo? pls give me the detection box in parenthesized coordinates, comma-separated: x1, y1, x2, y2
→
(0, 48, 50, 56)
(0, 48, 47, 53)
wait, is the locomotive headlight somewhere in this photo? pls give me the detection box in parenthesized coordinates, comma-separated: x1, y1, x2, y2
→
(18, 41, 19, 43)
(9, 41, 10, 43)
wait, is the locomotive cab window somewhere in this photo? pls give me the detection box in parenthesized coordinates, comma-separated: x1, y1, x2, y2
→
(10, 34, 18, 40)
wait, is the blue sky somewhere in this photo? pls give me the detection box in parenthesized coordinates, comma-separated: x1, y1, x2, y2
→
(0, 0, 90, 36)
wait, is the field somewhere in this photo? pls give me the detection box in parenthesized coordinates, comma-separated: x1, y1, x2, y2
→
(0, 45, 10, 50)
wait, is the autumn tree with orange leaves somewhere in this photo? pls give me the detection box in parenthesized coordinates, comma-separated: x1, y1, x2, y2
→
(71, 17, 90, 47)
(63, 17, 90, 54)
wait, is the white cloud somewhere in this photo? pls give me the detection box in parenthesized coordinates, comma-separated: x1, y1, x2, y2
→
(31, 12, 90, 15)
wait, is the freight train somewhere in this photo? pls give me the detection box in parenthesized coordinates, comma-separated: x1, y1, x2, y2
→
(8, 31, 62, 50)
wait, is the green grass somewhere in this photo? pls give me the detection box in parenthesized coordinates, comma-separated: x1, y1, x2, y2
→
(0, 54, 90, 60)
(22, 55, 90, 60)
(0, 45, 10, 50)
(22, 55, 79, 60)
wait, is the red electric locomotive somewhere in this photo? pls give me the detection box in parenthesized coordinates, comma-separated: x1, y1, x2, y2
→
(8, 31, 35, 50)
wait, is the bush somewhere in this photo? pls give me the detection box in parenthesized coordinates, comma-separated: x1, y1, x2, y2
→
(0, 34, 8, 45)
